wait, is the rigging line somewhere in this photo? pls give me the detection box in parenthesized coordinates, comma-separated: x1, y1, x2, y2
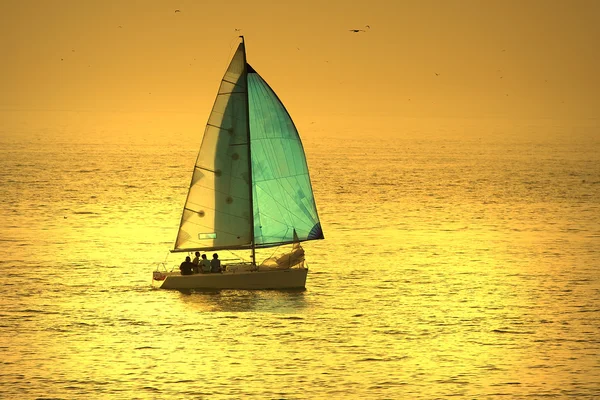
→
(256, 174, 302, 202)
(253, 70, 300, 141)
(254, 80, 282, 167)
(255, 210, 312, 237)
(248, 74, 316, 236)
(253, 208, 299, 233)
(251, 168, 309, 182)
(257, 174, 295, 227)
(249, 86, 304, 225)
(252, 154, 298, 216)
(254, 200, 311, 229)
(255, 75, 294, 158)
(282, 161, 299, 223)
(250, 78, 311, 223)
(173, 244, 255, 253)
(222, 250, 248, 262)
(257, 170, 311, 203)
(247, 145, 308, 182)
(222, 78, 242, 86)
(177, 220, 213, 232)
(264, 244, 282, 261)
(251, 131, 302, 139)
(225, 37, 240, 71)
(254, 182, 316, 223)
(255, 239, 305, 248)
(257, 227, 293, 243)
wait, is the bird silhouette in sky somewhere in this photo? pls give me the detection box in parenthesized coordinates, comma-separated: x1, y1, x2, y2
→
(175, 9, 181, 13)
(349, 25, 371, 33)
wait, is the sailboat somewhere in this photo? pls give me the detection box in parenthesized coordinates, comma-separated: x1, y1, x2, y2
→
(152, 37, 324, 290)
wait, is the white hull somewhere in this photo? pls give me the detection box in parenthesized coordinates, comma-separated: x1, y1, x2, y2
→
(153, 268, 308, 290)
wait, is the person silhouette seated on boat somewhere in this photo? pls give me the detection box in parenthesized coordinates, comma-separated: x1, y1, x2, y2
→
(192, 251, 200, 274)
(210, 253, 222, 273)
(179, 256, 194, 275)
(200, 254, 211, 273)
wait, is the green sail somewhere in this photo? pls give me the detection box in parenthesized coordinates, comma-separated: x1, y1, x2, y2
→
(247, 66, 323, 247)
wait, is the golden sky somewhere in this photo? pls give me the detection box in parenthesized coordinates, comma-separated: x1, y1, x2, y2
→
(1, 0, 599, 120)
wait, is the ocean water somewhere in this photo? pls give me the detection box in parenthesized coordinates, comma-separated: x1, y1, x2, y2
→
(1, 112, 599, 399)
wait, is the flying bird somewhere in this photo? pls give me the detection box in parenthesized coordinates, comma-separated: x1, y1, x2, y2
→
(175, 9, 181, 13)
(435, 73, 440, 76)
(350, 25, 371, 32)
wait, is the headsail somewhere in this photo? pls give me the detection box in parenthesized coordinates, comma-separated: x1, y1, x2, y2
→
(174, 43, 252, 251)
(247, 66, 324, 248)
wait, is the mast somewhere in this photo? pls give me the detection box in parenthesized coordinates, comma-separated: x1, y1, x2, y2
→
(241, 36, 256, 266)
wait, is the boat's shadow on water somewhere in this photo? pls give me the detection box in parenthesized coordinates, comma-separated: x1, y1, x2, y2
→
(175, 288, 309, 313)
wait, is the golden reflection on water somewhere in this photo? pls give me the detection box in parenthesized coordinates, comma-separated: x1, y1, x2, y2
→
(1, 117, 599, 398)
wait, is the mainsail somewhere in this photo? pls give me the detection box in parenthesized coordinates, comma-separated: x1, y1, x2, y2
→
(174, 38, 323, 253)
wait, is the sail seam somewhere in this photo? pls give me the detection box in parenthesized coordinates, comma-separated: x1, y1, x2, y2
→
(183, 207, 249, 222)
(251, 170, 310, 182)
(195, 166, 221, 174)
(180, 219, 250, 237)
(206, 123, 228, 130)
(187, 180, 249, 198)
(222, 78, 241, 86)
